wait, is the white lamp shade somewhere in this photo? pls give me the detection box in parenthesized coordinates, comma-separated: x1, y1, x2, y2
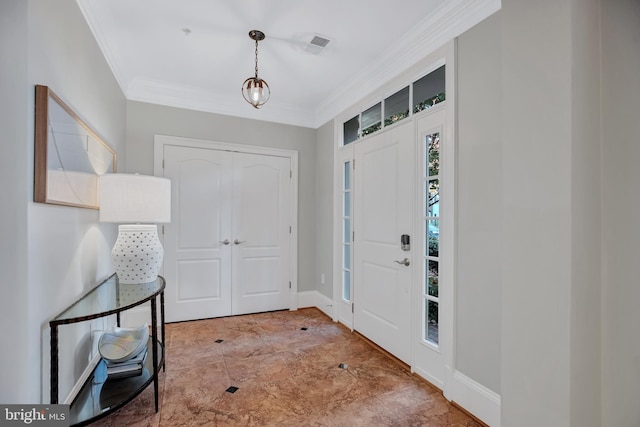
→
(99, 173, 171, 223)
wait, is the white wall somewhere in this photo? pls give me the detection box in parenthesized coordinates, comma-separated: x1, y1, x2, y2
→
(601, 0, 640, 425)
(0, 0, 126, 403)
(125, 101, 318, 292)
(456, 12, 502, 394)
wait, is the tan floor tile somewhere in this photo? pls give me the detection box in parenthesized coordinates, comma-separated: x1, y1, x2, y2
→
(92, 309, 483, 427)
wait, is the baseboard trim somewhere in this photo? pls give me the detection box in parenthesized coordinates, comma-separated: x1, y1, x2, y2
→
(412, 365, 445, 391)
(450, 370, 501, 427)
(297, 290, 333, 318)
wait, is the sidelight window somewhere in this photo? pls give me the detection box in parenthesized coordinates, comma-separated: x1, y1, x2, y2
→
(424, 132, 440, 346)
(342, 161, 352, 301)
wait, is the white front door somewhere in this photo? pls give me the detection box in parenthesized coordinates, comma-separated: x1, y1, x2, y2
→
(353, 121, 414, 364)
(162, 144, 292, 322)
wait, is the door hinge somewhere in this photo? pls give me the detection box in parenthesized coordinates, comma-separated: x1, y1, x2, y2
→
(290, 170, 292, 178)
(162, 225, 165, 235)
(351, 302, 354, 313)
(162, 159, 165, 169)
(289, 281, 292, 289)
(352, 159, 355, 169)
(289, 226, 292, 234)
(352, 230, 355, 242)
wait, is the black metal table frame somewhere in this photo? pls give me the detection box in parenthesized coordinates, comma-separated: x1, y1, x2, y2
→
(49, 274, 165, 417)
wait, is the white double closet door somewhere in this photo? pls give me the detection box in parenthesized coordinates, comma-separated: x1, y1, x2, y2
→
(161, 144, 292, 322)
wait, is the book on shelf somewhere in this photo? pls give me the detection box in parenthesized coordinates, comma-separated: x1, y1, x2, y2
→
(105, 346, 148, 379)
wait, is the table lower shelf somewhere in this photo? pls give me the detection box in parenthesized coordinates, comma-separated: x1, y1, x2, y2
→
(69, 338, 163, 427)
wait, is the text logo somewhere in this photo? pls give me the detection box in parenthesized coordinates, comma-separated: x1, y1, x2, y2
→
(1, 405, 69, 426)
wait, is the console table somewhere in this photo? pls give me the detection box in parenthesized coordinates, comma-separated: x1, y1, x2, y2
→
(50, 274, 165, 426)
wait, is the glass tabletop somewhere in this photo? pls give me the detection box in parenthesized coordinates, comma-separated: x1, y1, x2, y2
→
(51, 274, 165, 325)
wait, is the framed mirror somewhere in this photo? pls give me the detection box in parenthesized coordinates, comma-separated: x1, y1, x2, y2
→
(34, 85, 116, 209)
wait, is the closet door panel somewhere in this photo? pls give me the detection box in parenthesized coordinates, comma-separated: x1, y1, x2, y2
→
(163, 145, 233, 322)
(231, 153, 291, 315)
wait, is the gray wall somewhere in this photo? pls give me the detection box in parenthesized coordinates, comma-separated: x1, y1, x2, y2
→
(27, 0, 127, 403)
(315, 120, 335, 299)
(569, 0, 602, 424)
(456, 12, 502, 394)
(500, 0, 602, 425)
(501, 0, 571, 422)
(125, 101, 318, 292)
(0, 0, 126, 403)
(0, 0, 30, 404)
(601, 0, 640, 425)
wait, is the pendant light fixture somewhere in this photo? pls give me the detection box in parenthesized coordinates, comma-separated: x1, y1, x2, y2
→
(241, 30, 270, 108)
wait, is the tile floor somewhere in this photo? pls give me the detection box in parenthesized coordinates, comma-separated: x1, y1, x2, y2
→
(91, 308, 483, 426)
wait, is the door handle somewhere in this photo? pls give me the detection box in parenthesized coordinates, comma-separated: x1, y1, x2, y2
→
(219, 239, 230, 245)
(394, 258, 410, 266)
(233, 239, 246, 245)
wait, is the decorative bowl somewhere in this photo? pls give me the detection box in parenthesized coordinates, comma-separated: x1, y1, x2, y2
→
(98, 324, 149, 363)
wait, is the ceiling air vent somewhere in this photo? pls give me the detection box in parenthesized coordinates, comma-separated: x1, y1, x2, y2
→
(305, 34, 332, 54)
(310, 35, 330, 48)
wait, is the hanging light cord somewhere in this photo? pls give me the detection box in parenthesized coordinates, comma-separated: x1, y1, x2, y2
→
(254, 39, 260, 79)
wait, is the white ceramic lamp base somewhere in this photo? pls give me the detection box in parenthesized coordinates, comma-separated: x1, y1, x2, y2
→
(112, 224, 164, 284)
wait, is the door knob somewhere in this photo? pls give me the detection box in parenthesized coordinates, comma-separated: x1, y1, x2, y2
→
(394, 258, 410, 266)
(233, 239, 246, 245)
(219, 239, 230, 245)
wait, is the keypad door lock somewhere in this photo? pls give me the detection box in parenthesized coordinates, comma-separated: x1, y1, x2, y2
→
(401, 234, 410, 251)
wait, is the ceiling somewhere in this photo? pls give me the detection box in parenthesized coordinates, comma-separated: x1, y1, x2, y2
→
(78, 0, 499, 128)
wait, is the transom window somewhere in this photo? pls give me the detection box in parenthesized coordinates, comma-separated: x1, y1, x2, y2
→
(343, 65, 445, 145)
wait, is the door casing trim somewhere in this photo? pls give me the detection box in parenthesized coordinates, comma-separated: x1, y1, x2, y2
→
(153, 134, 299, 309)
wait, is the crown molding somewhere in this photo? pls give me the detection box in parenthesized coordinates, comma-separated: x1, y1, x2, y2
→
(314, 0, 501, 127)
(76, 0, 132, 95)
(127, 78, 318, 128)
(78, 0, 500, 129)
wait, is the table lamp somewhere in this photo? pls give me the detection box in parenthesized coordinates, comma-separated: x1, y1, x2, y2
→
(99, 173, 171, 284)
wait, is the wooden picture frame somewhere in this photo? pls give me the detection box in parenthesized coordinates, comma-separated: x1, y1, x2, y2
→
(34, 85, 116, 209)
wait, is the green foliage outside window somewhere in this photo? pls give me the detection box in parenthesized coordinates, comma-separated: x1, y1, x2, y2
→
(384, 109, 410, 127)
(414, 92, 446, 114)
(361, 122, 382, 136)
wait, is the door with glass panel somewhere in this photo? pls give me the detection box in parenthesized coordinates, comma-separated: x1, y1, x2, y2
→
(353, 121, 414, 364)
